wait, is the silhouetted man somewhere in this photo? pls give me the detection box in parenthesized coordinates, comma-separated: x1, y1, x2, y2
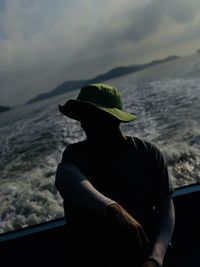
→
(55, 83, 175, 267)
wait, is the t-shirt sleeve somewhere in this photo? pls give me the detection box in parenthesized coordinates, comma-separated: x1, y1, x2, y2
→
(61, 142, 93, 172)
(61, 144, 83, 167)
(57, 144, 115, 213)
(149, 143, 174, 204)
(61, 145, 73, 163)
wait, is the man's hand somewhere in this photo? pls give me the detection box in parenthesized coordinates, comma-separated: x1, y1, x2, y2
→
(142, 259, 160, 267)
(106, 203, 149, 246)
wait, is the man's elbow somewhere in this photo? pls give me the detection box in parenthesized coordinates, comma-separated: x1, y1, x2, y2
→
(55, 163, 67, 195)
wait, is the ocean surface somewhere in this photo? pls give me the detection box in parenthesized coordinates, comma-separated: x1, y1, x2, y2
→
(0, 54, 200, 233)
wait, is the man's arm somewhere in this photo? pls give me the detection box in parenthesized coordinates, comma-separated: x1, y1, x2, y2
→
(55, 162, 115, 214)
(55, 162, 149, 247)
(143, 195, 175, 267)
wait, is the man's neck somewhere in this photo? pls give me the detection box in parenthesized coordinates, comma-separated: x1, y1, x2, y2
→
(86, 131, 128, 152)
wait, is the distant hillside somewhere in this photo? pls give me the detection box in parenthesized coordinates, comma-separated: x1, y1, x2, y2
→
(27, 55, 180, 104)
(27, 80, 87, 104)
(0, 106, 11, 113)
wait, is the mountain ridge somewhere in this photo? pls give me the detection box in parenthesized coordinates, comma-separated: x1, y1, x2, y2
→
(0, 105, 11, 113)
(26, 55, 180, 104)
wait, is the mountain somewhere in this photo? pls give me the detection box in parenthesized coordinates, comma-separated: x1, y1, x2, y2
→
(0, 105, 11, 113)
(26, 55, 180, 104)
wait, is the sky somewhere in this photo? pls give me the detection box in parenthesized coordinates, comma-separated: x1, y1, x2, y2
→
(1, 0, 200, 106)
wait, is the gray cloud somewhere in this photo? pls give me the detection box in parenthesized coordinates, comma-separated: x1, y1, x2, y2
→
(1, 0, 200, 106)
(86, 0, 200, 47)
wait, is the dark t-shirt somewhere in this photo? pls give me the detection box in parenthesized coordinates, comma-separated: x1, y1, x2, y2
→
(61, 136, 174, 236)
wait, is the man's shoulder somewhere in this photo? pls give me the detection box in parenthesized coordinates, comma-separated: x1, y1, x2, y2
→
(63, 140, 88, 154)
(131, 136, 157, 151)
(130, 136, 164, 160)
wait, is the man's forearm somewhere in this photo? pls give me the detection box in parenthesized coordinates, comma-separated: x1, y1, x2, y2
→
(147, 196, 175, 267)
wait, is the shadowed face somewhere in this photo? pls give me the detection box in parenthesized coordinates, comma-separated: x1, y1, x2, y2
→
(80, 105, 120, 140)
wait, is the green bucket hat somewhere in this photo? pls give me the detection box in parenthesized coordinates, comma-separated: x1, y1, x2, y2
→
(58, 83, 137, 122)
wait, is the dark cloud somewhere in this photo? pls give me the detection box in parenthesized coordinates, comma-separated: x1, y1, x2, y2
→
(1, 0, 200, 106)
(73, 0, 200, 67)
(68, 0, 200, 77)
(91, 0, 200, 44)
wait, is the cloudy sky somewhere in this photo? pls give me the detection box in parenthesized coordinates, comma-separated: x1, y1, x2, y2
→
(1, 0, 200, 106)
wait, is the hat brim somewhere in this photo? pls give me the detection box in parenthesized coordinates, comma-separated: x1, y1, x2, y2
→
(58, 99, 137, 122)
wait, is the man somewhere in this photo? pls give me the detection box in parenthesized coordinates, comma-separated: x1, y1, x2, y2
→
(55, 83, 175, 267)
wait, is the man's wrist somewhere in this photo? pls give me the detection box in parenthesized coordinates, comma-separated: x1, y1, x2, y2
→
(147, 258, 160, 267)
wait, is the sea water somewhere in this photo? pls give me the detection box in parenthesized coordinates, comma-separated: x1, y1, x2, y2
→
(0, 57, 200, 233)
